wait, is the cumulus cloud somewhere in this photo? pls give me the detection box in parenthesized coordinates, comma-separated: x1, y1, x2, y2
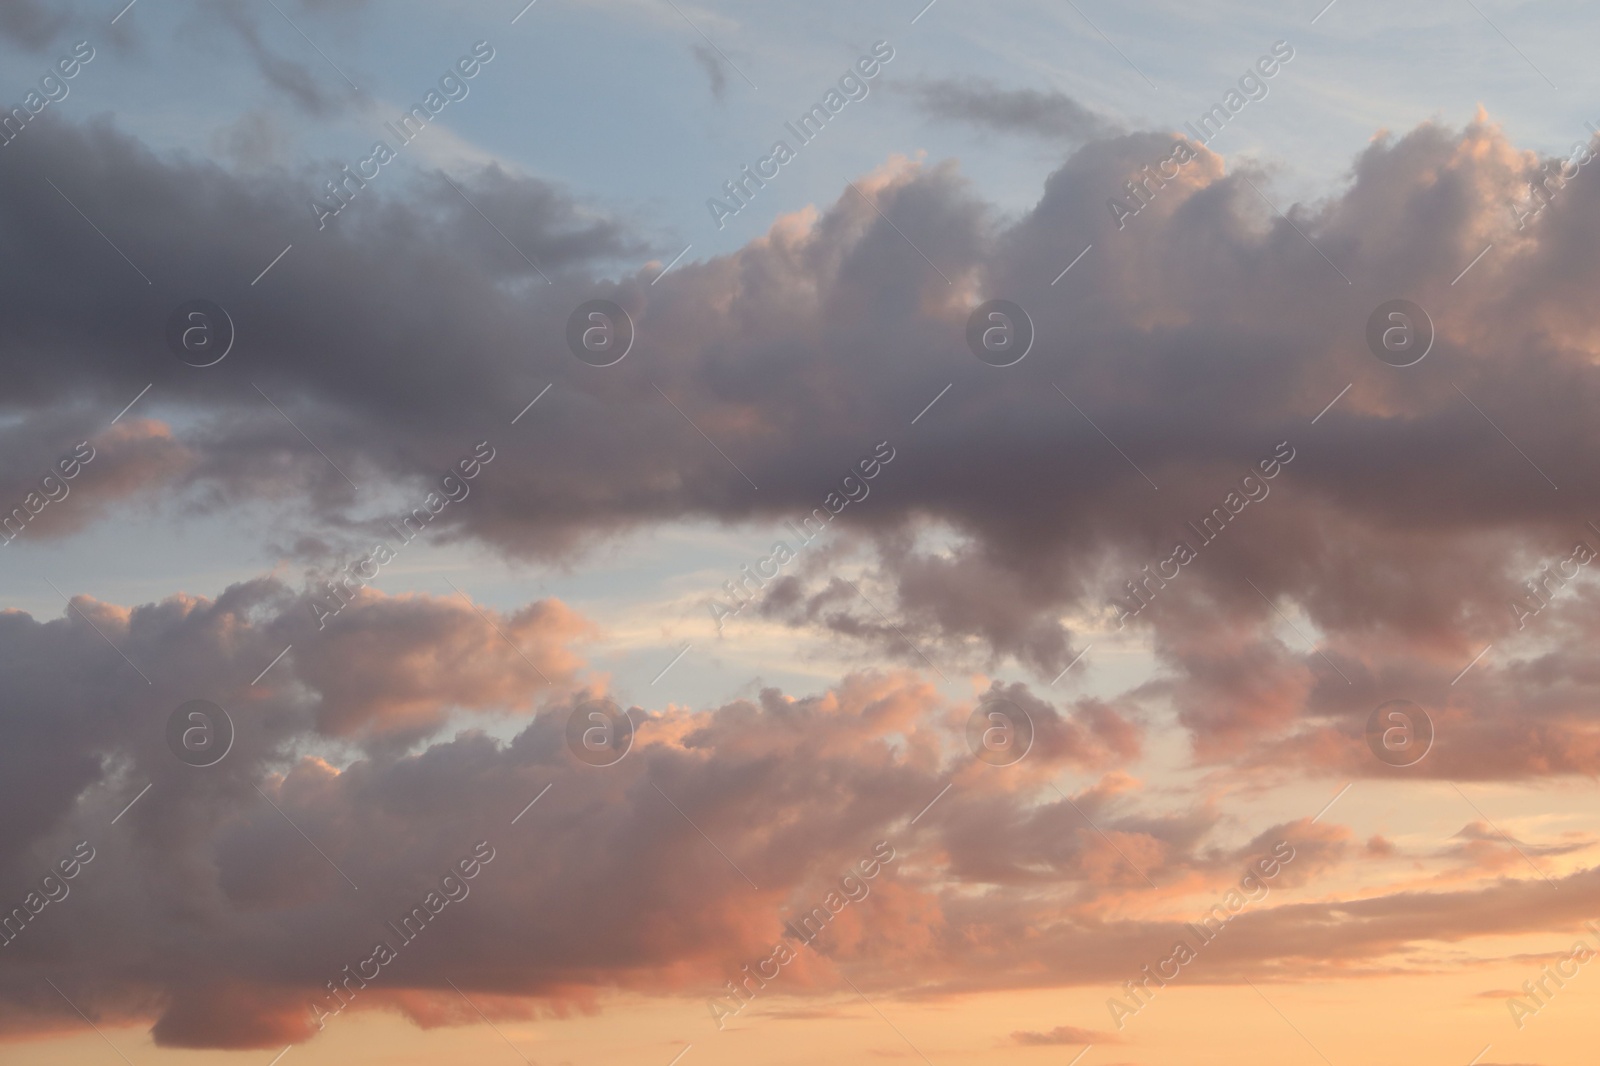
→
(0, 577, 1149, 1047)
(11, 107, 1600, 782)
(10, 97, 1600, 1050)
(0, 570, 1590, 1051)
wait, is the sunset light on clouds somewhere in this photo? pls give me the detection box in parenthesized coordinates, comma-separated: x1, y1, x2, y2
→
(3, 2, 1600, 1065)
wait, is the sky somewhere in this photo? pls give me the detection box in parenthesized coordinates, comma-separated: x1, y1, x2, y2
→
(3, 1, 1600, 1065)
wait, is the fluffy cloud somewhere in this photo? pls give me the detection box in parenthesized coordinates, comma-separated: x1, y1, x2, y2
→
(0, 577, 1588, 1050)
(9, 97, 1600, 1049)
(10, 106, 1600, 774)
(0, 577, 1143, 1047)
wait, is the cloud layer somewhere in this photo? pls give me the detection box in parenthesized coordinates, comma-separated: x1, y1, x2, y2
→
(6, 96, 1600, 1051)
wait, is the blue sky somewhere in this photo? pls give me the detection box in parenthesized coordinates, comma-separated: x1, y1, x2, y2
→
(15, 0, 1593, 264)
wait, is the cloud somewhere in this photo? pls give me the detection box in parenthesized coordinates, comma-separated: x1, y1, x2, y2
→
(907, 77, 1118, 142)
(0, 573, 1596, 1049)
(209, 0, 349, 117)
(1010, 1023, 1116, 1045)
(691, 42, 728, 101)
(210, 109, 295, 170)
(14, 12, 1600, 1059)
(8, 104, 1600, 786)
(0, 1, 74, 50)
(0, 574, 1136, 1048)
(0, 418, 190, 544)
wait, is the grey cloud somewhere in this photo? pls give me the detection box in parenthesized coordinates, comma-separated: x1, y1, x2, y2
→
(211, 0, 347, 117)
(210, 110, 295, 170)
(1012, 1024, 1117, 1045)
(9, 113, 1600, 780)
(0, 1, 73, 50)
(0, 575, 1588, 1050)
(907, 77, 1119, 142)
(692, 42, 728, 101)
(0, 579, 1148, 1047)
